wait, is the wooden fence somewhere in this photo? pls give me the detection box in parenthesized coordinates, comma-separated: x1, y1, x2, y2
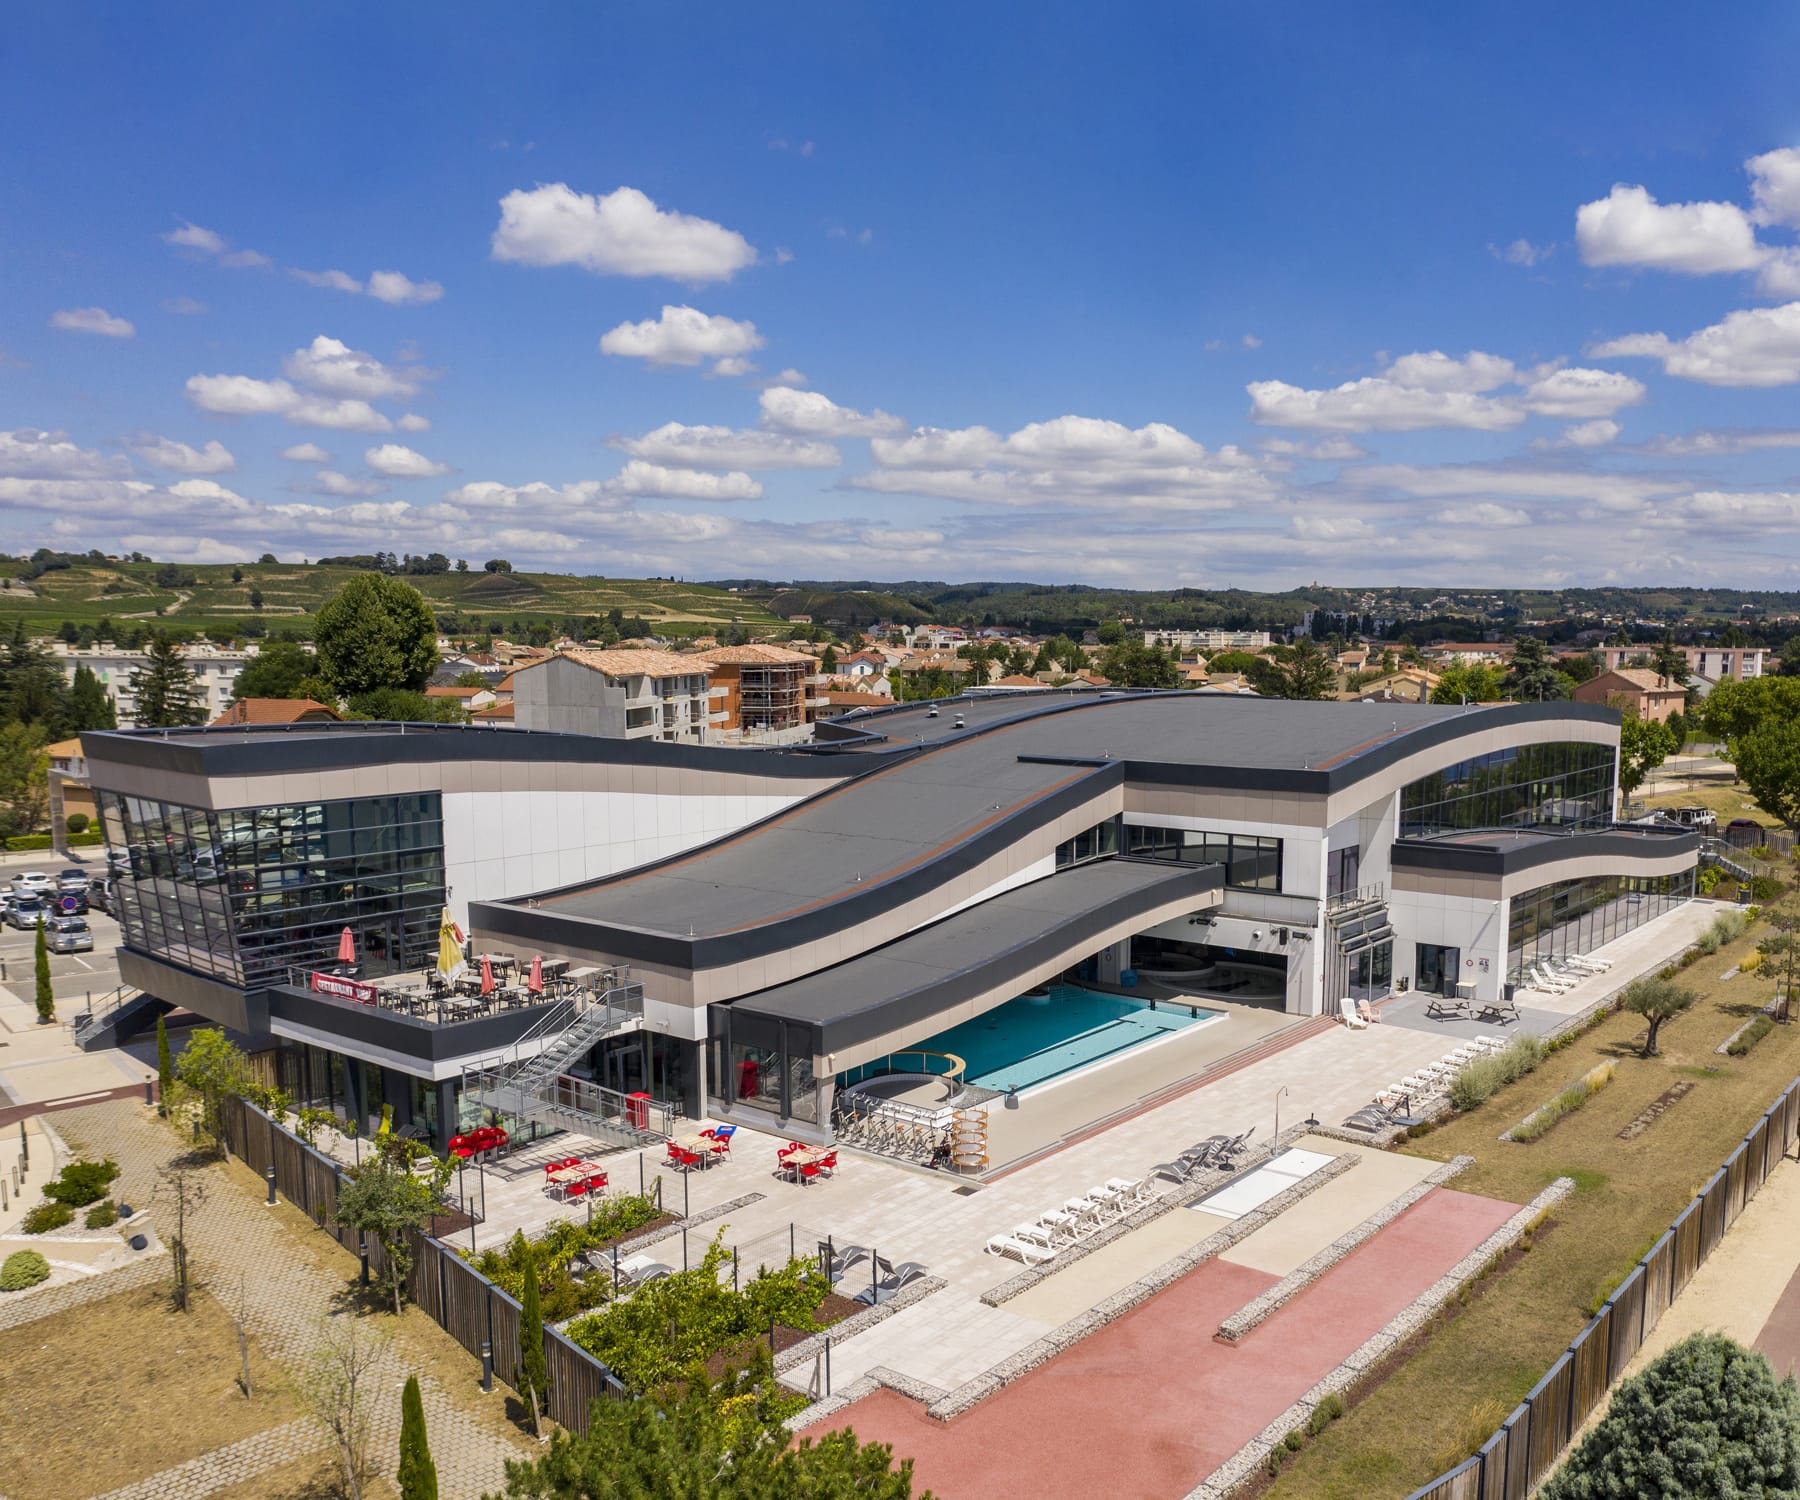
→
(1404, 1076, 1800, 1500)
(218, 1095, 628, 1430)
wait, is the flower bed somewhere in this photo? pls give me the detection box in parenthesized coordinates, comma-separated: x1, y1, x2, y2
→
(1506, 1060, 1617, 1143)
(464, 1193, 667, 1322)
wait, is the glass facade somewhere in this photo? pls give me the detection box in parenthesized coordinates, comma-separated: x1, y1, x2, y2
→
(1507, 871, 1692, 980)
(1125, 826, 1283, 891)
(1401, 743, 1615, 837)
(101, 791, 447, 988)
(1055, 816, 1121, 869)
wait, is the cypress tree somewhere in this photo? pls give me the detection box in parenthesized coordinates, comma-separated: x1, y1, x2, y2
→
(514, 1234, 548, 1438)
(396, 1374, 438, 1500)
(34, 920, 53, 1024)
(155, 1013, 172, 1115)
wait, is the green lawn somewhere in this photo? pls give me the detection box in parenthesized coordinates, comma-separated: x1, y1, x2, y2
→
(1268, 922, 1799, 1499)
(0, 562, 788, 639)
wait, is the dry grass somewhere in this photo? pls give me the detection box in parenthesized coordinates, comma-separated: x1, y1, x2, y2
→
(0, 1282, 299, 1500)
(1268, 922, 1800, 1500)
(205, 1455, 398, 1500)
(1640, 780, 1780, 828)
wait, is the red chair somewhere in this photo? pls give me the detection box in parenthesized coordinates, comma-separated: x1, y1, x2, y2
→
(818, 1152, 838, 1177)
(586, 1173, 608, 1193)
(491, 1127, 510, 1154)
(799, 1161, 822, 1186)
(447, 1135, 474, 1160)
(565, 1177, 590, 1200)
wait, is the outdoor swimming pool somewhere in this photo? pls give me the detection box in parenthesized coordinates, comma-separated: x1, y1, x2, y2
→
(919, 983, 1221, 1093)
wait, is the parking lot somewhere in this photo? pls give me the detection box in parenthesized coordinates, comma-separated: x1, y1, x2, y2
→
(0, 856, 125, 1005)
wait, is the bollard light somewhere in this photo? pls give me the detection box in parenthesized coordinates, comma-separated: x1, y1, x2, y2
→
(265, 1166, 276, 1206)
(480, 1339, 494, 1393)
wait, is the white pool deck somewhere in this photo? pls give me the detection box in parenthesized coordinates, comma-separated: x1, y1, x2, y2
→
(440, 900, 1723, 1397)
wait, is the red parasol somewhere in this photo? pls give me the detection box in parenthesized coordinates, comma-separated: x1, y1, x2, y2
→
(336, 927, 356, 964)
(479, 955, 495, 995)
(528, 955, 543, 994)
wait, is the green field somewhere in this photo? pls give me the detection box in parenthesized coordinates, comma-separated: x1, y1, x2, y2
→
(0, 561, 788, 641)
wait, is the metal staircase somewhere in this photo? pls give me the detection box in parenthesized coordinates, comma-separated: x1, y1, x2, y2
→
(460, 973, 675, 1147)
(1701, 837, 1777, 886)
(72, 985, 167, 1051)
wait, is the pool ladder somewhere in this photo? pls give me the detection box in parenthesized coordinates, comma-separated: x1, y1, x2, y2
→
(951, 1105, 989, 1174)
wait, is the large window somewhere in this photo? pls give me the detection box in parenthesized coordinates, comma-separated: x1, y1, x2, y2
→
(1125, 826, 1283, 891)
(1055, 816, 1120, 869)
(102, 791, 447, 989)
(1401, 742, 1614, 837)
(1508, 871, 1692, 980)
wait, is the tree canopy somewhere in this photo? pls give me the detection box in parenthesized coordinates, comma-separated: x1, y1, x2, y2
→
(1620, 974, 1699, 1057)
(231, 637, 320, 700)
(1431, 663, 1505, 704)
(1504, 637, 1573, 702)
(314, 574, 439, 699)
(1732, 719, 1800, 833)
(1097, 640, 1181, 689)
(1617, 710, 1679, 798)
(129, 631, 207, 727)
(1247, 638, 1335, 699)
(1541, 1333, 1800, 1500)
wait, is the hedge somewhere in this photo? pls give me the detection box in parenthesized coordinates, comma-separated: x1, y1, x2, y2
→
(2, 832, 102, 851)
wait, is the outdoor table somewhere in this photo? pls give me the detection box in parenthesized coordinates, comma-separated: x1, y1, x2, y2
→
(781, 1145, 830, 1183)
(541, 958, 570, 979)
(671, 1133, 715, 1153)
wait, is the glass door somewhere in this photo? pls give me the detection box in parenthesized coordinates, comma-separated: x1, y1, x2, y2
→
(1416, 944, 1460, 997)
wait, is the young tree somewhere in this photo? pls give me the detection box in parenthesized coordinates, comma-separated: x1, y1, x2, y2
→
(67, 665, 117, 731)
(155, 1012, 173, 1116)
(173, 1027, 252, 1153)
(155, 1164, 209, 1312)
(515, 1234, 549, 1439)
(130, 631, 207, 727)
(397, 1373, 438, 1500)
(306, 1315, 386, 1500)
(313, 573, 440, 699)
(491, 1346, 927, 1499)
(1620, 974, 1699, 1057)
(34, 918, 54, 1024)
(1542, 1333, 1800, 1499)
(1617, 710, 1679, 798)
(333, 1157, 448, 1315)
(1759, 903, 1800, 1021)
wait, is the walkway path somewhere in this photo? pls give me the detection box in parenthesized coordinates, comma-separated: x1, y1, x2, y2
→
(53, 1099, 527, 1500)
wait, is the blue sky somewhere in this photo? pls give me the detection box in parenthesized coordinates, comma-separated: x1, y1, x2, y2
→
(7, 2, 1800, 588)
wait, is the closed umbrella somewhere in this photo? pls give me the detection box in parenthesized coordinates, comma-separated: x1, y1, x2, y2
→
(528, 955, 543, 995)
(437, 908, 464, 977)
(336, 927, 356, 965)
(480, 955, 495, 996)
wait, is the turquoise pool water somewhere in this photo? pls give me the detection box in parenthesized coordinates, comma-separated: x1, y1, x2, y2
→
(918, 984, 1219, 1092)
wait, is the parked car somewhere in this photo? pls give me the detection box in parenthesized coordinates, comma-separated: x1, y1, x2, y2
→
(50, 886, 88, 916)
(14, 871, 51, 894)
(1667, 805, 1718, 830)
(56, 868, 88, 891)
(7, 895, 47, 929)
(87, 877, 113, 915)
(1725, 818, 1765, 850)
(46, 917, 92, 954)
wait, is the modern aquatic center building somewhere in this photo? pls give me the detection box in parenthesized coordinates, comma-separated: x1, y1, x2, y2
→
(81, 689, 1698, 1147)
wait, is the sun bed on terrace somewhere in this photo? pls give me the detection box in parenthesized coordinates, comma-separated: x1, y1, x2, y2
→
(1337, 995, 1368, 1029)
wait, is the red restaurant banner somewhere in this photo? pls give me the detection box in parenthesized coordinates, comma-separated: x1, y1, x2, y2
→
(310, 970, 379, 1005)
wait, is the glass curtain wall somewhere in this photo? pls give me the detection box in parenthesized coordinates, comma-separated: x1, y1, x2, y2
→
(1124, 826, 1283, 891)
(1401, 743, 1615, 837)
(1507, 871, 1692, 979)
(101, 791, 447, 988)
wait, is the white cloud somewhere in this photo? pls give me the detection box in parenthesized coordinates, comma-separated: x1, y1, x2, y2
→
(1642, 427, 1800, 457)
(774, 247, 795, 265)
(711, 356, 757, 378)
(185, 374, 394, 431)
(1260, 436, 1368, 461)
(293, 268, 363, 293)
(870, 426, 1005, 468)
(1559, 420, 1621, 448)
(759, 387, 905, 438)
(162, 221, 227, 254)
(1248, 377, 1523, 432)
(0, 429, 131, 480)
(367, 270, 445, 305)
(604, 461, 762, 501)
(598, 305, 764, 366)
(396, 413, 430, 433)
(1576, 183, 1766, 275)
(1292, 515, 1378, 541)
(1518, 367, 1645, 418)
(768, 368, 807, 387)
(50, 306, 134, 338)
(312, 470, 389, 497)
(281, 442, 333, 462)
(164, 478, 253, 505)
(162, 296, 208, 316)
(1593, 302, 1800, 387)
(365, 443, 451, 479)
(220, 249, 273, 270)
(1492, 238, 1553, 267)
(1382, 350, 1517, 392)
(612, 422, 839, 471)
(129, 434, 237, 474)
(1431, 502, 1533, 527)
(491, 184, 757, 282)
(1749, 148, 1800, 229)
(282, 335, 422, 400)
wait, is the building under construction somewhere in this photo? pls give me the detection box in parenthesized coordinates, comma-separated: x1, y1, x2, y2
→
(698, 643, 825, 743)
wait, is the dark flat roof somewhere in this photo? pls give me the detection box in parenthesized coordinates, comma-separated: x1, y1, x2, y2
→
(724, 857, 1223, 1054)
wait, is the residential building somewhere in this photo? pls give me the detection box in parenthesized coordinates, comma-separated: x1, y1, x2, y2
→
(1595, 644, 1766, 683)
(45, 737, 94, 849)
(51, 641, 254, 727)
(509, 648, 718, 743)
(1338, 668, 1440, 704)
(1572, 668, 1687, 723)
(425, 684, 498, 712)
(78, 690, 1695, 1147)
(696, 643, 824, 744)
(1142, 629, 1272, 652)
(1421, 642, 1514, 668)
(209, 698, 344, 727)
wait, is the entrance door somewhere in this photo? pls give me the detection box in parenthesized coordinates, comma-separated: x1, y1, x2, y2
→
(1416, 944, 1460, 997)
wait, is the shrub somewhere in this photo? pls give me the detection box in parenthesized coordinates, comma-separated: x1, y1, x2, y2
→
(1307, 1393, 1345, 1436)
(1512, 1061, 1616, 1144)
(1727, 1014, 1776, 1057)
(84, 1200, 118, 1229)
(64, 812, 89, 835)
(41, 1158, 120, 1208)
(467, 1196, 663, 1323)
(0, 1250, 51, 1291)
(1449, 1034, 1547, 1112)
(1283, 1429, 1305, 1452)
(21, 1202, 74, 1234)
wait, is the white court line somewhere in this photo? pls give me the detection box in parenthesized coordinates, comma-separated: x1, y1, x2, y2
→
(72, 956, 93, 971)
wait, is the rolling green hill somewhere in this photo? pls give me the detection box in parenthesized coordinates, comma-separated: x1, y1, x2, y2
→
(0, 559, 786, 641)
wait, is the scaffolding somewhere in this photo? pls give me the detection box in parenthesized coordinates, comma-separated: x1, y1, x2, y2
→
(737, 661, 814, 732)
